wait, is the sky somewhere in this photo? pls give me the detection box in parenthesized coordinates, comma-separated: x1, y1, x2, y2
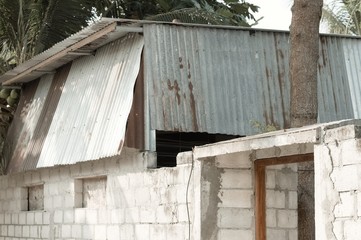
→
(247, 0, 332, 32)
(247, 0, 293, 30)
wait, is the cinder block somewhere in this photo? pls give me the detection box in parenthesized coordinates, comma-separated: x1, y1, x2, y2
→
(40, 168, 50, 182)
(41, 225, 50, 239)
(266, 209, 276, 228)
(94, 225, 107, 240)
(135, 224, 150, 239)
(166, 224, 186, 240)
(120, 224, 134, 240)
(289, 229, 298, 240)
(176, 185, 188, 204)
(22, 225, 30, 238)
(30, 225, 38, 238)
(63, 210, 74, 223)
(34, 212, 42, 225)
(70, 163, 81, 176)
(275, 170, 298, 191)
(288, 191, 298, 209)
(53, 195, 63, 208)
(107, 225, 120, 240)
(156, 205, 178, 223)
(341, 139, 361, 165)
(26, 212, 34, 225)
(11, 213, 18, 224)
(85, 209, 98, 224)
(139, 207, 155, 223)
(134, 187, 150, 206)
(82, 225, 94, 239)
(266, 170, 276, 189)
(159, 186, 177, 204)
(334, 191, 355, 218)
(266, 190, 285, 209)
(344, 220, 361, 240)
(176, 151, 193, 165)
(15, 226, 22, 237)
(358, 192, 361, 217)
(149, 224, 167, 240)
(0, 213, 4, 224)
(267, 229, 286, 240)
(4, 213, 10, 224)
(111, 209, 125, 224)
(98, 209, 110, 224)
(177, 204, 189, 222)
(32, 171, 41, 183)
(332, 220, 344, 240)
(221, 169, 252, 189)
(218, 189, 253, 208)
(59, 167, 70, 180)
(215, 151, 252, 169)
(217, 207, 253, 228)
(49, 168, 60, 182)
(125, 207, 139, 223)
(129, 173, 144, 188)
(74, 208, 86, 224)
(61, 225, 71, 238)
(43, 211, 50, 225)
(0, 225, 7, 236)
(7, 225, 14, 237)
(53, 210, 63, 224)
(277, 209, 297, 228)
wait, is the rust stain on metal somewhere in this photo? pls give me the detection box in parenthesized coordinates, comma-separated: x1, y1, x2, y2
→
(179, 57, 184, 69)
(188, 82, 198, 131)
(167, 79, 181, 105)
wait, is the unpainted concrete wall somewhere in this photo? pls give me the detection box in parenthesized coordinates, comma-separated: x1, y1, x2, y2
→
(0, 148, 197, 240)
(315, 125, 361, 240)
(200, 151, 298, 240)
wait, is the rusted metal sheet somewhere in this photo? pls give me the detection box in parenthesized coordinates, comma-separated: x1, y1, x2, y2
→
(35, 33, 144, 168)
(144, 24, 356, 136)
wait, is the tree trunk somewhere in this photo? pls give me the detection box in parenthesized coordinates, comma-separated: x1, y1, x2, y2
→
(290, 0, 323, 128)
(289, 1, 323, 240)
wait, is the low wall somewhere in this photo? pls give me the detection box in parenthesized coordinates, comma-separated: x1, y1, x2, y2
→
(0, 148, 197, 240)
(315, 124, 361, 240)
(200, 151, 298, 240)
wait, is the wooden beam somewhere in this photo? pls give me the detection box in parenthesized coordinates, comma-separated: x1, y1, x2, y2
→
(255, 153, 314, 167)
(255, 163, 266, 240)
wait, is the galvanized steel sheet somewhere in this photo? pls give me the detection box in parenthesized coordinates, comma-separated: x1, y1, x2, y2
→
(144, 24, 356, 135)
(36, 33, 144, 167)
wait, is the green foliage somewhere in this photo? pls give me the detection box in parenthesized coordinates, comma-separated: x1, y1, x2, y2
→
(322, 0, 361, 35)
(250, 120, 278, 133)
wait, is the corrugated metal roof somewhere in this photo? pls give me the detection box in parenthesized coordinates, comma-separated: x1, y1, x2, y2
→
(144, 24, 357, 135)
(0, 18, 143, 85)
(34, 33, 144, 167)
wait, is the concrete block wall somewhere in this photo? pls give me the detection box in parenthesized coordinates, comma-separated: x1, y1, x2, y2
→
(315, 124, 361, 240)
(0, 148, 197, 240)
(216, 151, 254, 240)
(266, 164, 298, 240)
(200, 150, 298, 240)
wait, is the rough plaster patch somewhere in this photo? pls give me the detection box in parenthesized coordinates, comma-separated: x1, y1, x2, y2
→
(28, 185, 44, 211)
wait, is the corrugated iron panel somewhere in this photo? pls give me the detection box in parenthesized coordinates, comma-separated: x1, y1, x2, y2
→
(36, 33, 144, 167)
(21, 64, 72, 172)
(5, 75, 54, 173)
(341, 37, 361, 118)
(144, 24, 356, 136)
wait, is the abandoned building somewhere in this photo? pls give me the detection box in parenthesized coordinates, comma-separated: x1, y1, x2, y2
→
(0, 18, 361, 239)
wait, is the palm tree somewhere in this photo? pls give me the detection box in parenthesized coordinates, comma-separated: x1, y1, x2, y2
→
(322, 0, 361, 35)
